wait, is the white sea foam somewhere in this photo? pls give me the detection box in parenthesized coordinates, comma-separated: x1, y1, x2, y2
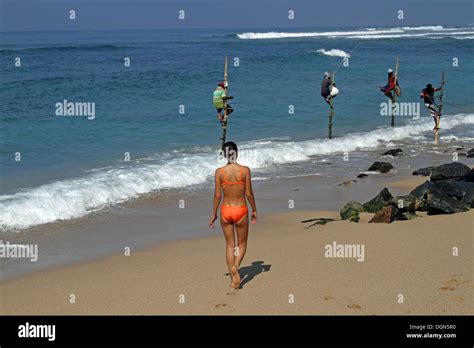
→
(344, 31, 474, 40)
(251, 176, 271, 181)
(237, 26, 473, 40)
(368, 26, 445, 32)
(236, 28, 403, 39)
(401, 26, 445, 31)
(440, 135, 460, 141)
(316, 49, 351, 58)
(1, 113, 473, 231)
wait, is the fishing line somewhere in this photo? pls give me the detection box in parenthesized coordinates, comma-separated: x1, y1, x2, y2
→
(442, 101, 472, 114)
(331, 42, 363, 77)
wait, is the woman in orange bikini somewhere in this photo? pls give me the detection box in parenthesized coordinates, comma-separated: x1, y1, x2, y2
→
(209, 141, 257, 288)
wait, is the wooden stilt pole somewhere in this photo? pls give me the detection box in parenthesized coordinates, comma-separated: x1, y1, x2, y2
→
(391, 57, 399, 127)
(328, 98, 334, 139)
(390, 97, 396, 127)
(328, 71, 335, 139)
(220, 57, 229, 151)
(220, 127, 227, 152)
(434, 70, 445, 144)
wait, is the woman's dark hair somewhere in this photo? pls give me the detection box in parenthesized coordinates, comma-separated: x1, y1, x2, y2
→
(426, 83, 433, 91)
(223, 141, 238, 162)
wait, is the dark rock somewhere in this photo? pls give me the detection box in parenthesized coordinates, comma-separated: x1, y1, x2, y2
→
(368, 161, 394, 173)
(338, 180, 357, 186)
(458, 153, 467, 157)
(430, 181, 467, 200)
(357, 173, 368, 179)
(410, 180, 474, 214)
(426, 187, 469, 214)
(467, 149, 474, 158)
(362, 188, 393, 213)
(412, 166, 435, 176)
(369, 193, 418, 223)
(456, 147, 464, 151)
(456, 182, 474, 207)
(340, 201, 364, 222)
(402, 211, 417, 220)
(410, 180, 434, 199)
(457, 169, 474, 183)
(369, 206, 400, 223)
(369, 203, 417, 223)
(382, 148, 403, 156)
(390, 195, 417, 213)
(411, 180, 474, 211)
(430, 162, 471, 181)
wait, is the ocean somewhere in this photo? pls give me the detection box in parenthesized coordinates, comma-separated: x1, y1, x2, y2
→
(1, 25, 474, 231)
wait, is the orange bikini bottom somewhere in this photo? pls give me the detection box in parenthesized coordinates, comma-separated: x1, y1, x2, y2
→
(221, 205, 248, 224)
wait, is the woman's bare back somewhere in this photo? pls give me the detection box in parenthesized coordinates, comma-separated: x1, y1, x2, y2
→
(218, 163, 248, 206)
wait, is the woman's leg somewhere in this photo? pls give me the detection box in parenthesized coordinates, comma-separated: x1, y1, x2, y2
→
(234, 213, 249, 269)
(220, 217, 238, 286)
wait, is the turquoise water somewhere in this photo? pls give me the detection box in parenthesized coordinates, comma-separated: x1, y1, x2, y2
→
(1, 26, 473, 230)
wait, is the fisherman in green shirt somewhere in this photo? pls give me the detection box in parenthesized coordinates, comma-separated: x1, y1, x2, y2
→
(213, 82, 233, 124)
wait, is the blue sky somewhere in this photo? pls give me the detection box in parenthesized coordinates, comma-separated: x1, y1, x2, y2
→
(0, 0, 472, 31)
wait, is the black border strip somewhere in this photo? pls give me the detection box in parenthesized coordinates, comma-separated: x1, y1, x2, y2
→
(0, 315, 472, 346)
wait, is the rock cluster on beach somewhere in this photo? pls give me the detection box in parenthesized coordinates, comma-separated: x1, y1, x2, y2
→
(410, 162, 473, 215)
(340, 162, 474, 223)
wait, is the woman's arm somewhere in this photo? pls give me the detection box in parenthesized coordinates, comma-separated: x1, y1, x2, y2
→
(209, 169, 222, 228)
(245, 167, 257, 223)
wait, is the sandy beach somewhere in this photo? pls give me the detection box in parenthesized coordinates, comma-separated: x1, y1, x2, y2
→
(1, 150, 473, 315)
(1, 173, 472, 315)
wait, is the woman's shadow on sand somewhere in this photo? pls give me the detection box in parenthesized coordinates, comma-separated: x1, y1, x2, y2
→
(238, 261, 271, 289)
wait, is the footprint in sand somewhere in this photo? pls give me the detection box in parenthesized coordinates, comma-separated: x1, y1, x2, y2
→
(215, 303, 227, 308)
(324, 296, 361, 311)
(226, 291, 237, 296)
(440, 274, 463, 291)
(323, 296, 364, 312)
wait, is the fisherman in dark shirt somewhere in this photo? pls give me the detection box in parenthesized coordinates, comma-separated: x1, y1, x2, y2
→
(321, 72, 337, 105)
(420, 83, 442, 129)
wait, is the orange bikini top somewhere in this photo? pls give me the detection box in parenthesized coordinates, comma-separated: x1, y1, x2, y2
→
(221, 166, 245, 187)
